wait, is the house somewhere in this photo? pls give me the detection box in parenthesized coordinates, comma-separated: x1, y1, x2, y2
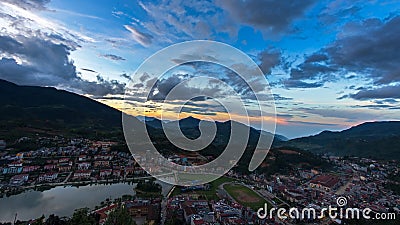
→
(100, 169, 112, 177)
(78, 162, 91, 170)
(191, 215, 206, 225)
(58, 158, 70, 163)
(73, 170, 91, 179)
(44, 164, 57, 170)
(78, 155, 87, 162)
(94, 160, 110, 168)
(38, 172, 58, 182)
(94, 155, 113, 160)
(10, 174, 29, 185)
(112, 169, 121, 177)
(59, 166, 72, 172)
(9, 161, 23, 167)
(23, 165, 40, 173)
(125, 200, 160, 221)
(3, 166, 23, 174)
(94, 204, 118, 224)
(124, 166, 135, 176)
(181, 200, 210, 224)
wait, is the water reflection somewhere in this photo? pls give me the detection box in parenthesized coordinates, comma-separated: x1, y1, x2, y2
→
(0, 183, 136, 222)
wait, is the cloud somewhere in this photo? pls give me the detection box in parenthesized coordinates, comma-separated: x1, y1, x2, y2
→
(124, 25, 153, 47)
(0, 35, 125, 96)
(299, 107, 379, 122)
(2, 0, 50, 10)
(258, 48, 282, 75)
(349, 84, 400, 100)
(287, 120, 339, 126)
(286, 16, 400, 90)
(120, 73, 131, 80)
(100, 54, 126, 61)
(283, 80, 323, 88)
(138, 0, 218, 42)
(273, 94, 293, 101)
(147, 74, 222, 101)
(217, 0, 317, 33)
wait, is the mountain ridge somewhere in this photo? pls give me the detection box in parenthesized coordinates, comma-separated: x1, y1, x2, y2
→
(280, 121, 400, 160)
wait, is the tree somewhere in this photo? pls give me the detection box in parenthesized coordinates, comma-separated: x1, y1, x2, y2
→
(31, 215, 45, 225)
(46, 214, 67, 225)
(104, 206, 136, 225)
(68, 208, 97, 225)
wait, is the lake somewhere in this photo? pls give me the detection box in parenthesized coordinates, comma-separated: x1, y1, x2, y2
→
(0, 183, 137, 222)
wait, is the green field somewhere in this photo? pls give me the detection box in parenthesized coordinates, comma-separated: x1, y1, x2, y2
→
(172, 176, 235, 200)
(223, 183, 267, 210)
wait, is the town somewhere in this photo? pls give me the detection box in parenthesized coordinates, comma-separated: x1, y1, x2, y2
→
(0, 136, 399, 225)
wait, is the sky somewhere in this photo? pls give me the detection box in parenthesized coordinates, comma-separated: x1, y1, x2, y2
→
(0, 0, 400, 138)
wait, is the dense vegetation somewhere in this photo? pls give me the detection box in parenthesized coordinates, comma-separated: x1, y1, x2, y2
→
(280, 121, 400, 160)
(0, 79, 123, 142)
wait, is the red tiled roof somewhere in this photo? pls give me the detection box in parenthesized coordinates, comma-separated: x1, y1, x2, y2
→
(310, 175, 339, 188)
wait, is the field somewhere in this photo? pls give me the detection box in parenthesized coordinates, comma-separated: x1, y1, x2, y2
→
(171, 176, 235, 200)
(223, 183, 266, 210)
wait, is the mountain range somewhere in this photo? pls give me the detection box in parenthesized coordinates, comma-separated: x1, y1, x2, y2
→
(279, 121, 400, 160)
(0, 79, 399, 160)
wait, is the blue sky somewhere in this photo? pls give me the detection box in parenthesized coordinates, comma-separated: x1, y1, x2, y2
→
(0, 0, 400, 138)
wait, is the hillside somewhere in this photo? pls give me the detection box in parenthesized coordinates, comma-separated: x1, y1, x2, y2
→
(0, 79, 122, 141)
(279, 121, 400, 160)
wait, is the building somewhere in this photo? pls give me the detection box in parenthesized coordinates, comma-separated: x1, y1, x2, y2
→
(182, 200, 210, 224)
(10, 174, 29, 185)
(78, 162, 91, 170)
(78, 155, 87, 161)
(73, 170, 91, 179)
(100, 169, 112, 177)
(3, 166, 23, 174)
(23, 166, 40, 173)
(125, 200, 160, 222)
(309, 174, 340, 191)
(94, 160, 110, 167)
(59, 165, 72, 172)
(38, 172, 59, 182)
(44, 164, 57, 170)
(9, 161, 23, 167)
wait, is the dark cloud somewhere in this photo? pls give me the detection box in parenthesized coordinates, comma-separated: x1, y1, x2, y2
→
(351, 104, 397, 110)
(0, 35, 125, 96)
(258, 48, 282, 75)
(273, 94, 293, 101)
(2, 0, 50, 10)
(217, 0, 317, 33)
(283, 80, 323, 88)
(349, 84, 400, 100)
(147, 74, 222, 101)
(374, 99, 398, 104)
(299, 107, 378, 122)
(286, 16, 400, 91)
(120, 73, 131, 80)
(100, 54, 126, 61)
(288, 120, 339, 126)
